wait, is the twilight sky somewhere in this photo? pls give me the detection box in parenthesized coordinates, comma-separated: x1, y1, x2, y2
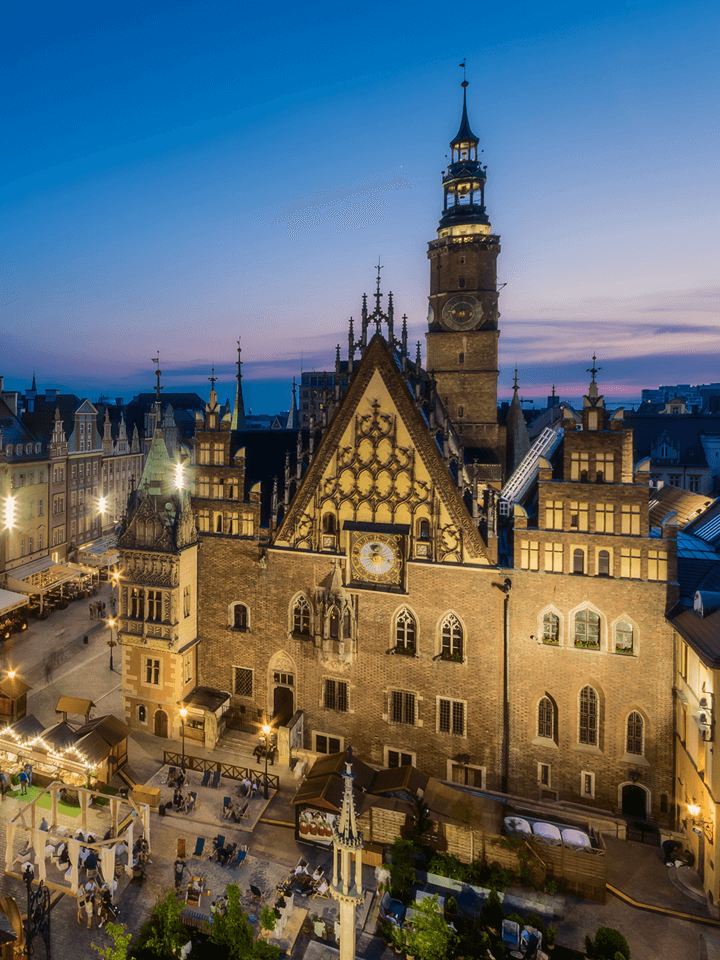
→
(2, 0, 719, 414)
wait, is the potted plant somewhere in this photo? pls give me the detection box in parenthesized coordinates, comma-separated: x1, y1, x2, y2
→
(545, 925, 557, 951)
(299, 811, 311, 836)
(445, 895, 458, 919)
(480, 887, 503, 935)
(260, 904, 277, 937)
(390, 924, 406, 954)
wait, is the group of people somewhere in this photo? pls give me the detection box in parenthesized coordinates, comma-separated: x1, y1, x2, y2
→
(88, 600, 112, 620)
(211, 835, 239, 867)
(238, 777, 260, 798)
(0, 762, 32, 800)
(77, 882, 119, 930)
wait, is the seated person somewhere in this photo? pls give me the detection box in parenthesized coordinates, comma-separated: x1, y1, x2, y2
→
(210, 835, 224, 861)
(219, 843, 236, 867)
(295, 863, 309, 876)
(84, 851, 99, 876)
(311, 867, 323, 882)
(173, 788, 183, 810)
(39, 817, 49, 831)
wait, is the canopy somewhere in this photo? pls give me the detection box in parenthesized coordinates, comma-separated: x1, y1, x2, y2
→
(561, 828, 591, 849)
(0, 589, 29, 616)
(7, 559, 80, 596)
(505, 816, 532, 837)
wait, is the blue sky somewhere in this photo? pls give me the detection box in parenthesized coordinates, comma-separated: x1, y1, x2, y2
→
(2, 0, 719, 413)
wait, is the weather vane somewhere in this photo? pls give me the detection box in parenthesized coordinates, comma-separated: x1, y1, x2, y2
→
(151, 354, 162, 403)
(209, 364, 217, 389)
(587, 353, 601, 384)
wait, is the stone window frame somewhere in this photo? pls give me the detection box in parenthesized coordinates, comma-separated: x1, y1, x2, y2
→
(537, 761, 551, 788)
(387, 689, 419, 726)
(228, 601, 251, 633)
(392, 605, 419, 656)
(580, 770, 595, 799)
(446, 760, 486, 788)
(322, 678, 349, 713)
(578, 684, 601, 747)
(612, 614, 638, 656)
(315, 732, 344, 755)
(624, 710, 645, 758)
(385, 746, 416, 768)
(289, 593, 312, 639)
(569, 601, 606, 652)
(536, 695, 557, 744)
(537, 604, 564, 646)
(436, 696, 467, 737)
(595, 546, 613, 577)
(438, 610, 466, 662)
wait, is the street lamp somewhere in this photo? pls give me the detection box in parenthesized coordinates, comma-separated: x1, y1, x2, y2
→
(179, 706, 187, 772)
(262, 722, 271, 800)
(106, 618, 118, 671)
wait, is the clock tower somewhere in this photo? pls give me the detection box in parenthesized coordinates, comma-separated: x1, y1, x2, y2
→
(426, 79, 503, 470)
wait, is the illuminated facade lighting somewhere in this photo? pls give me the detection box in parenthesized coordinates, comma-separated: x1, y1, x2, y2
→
(3, 495, 16, 530)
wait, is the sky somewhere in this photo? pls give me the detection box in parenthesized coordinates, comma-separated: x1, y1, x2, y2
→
(2, 0, 719, 414)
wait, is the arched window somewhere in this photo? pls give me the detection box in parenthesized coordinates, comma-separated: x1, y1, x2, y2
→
(292, 597, 310, 636)
(598, 549, 610, 576)
(616, 621, 634, 654)
(538, 697, 555, 741)
(579, 686, 598, 745)
(542, 613, 559, 644)
(627, 712, 644, 755)
(329, 607, 339, 640)
(233, 604, 249, 631)
(573, 549, 585, 574)
(395, 609, 416, 654)
(215, 513, 223, 534)
(137, 705, 146, 723)
(441, 613, 463, 661)
(323, 513, 336, 534)
(574, 610, 600, 649)
(417, 518, 430, 540)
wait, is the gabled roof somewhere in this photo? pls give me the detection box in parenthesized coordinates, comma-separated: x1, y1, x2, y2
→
(304, 749, 375, 792)
(75, 714, 130, 747)
(648, 486, 714, 529)
(276, 334, 488, 561)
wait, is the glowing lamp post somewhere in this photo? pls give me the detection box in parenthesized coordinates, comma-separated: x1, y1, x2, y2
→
(262, 723, 271, 799)
(107, 618, 117, 671)
(179, 707, 188, 771)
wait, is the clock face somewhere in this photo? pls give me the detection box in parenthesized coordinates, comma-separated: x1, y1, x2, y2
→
(442, 295, 480, 331)
(350, 533, 402, 586)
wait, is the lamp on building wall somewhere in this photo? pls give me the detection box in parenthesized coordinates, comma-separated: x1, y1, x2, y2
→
(2, 493, 16, 582)
(174, 462, 185, 491)
(686, 798, 714, 843)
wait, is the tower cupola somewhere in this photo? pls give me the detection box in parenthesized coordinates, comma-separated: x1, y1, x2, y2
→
(439, 80, 489, 233)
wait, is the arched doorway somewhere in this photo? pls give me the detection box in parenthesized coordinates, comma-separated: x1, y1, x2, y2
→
(622, 783, 647, 818)
(154, 709, 168, 738)
(273, 686, 294, 727)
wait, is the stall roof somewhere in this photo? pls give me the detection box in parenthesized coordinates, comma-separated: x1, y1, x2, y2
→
(41, 721, 79, 750)
(76, 714, 130, 747)
(0, 676, 31, 700)
(0, 714, 45, 743)
(0, 589, 29, 616)
(55, 696, 95, 718)
(74, 729, 113, 765)
(183, 687, 230, 714)
(304, 749, 376, 792)
(423, 778, 504, 835)
(372, 765, 429, 797)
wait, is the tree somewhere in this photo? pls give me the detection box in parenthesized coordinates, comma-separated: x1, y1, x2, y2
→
(142, 892, 186, 958)
(403, 894, 459, 960)
(92, 923, 132, 960)
(259, 904, 276, 934)
(210, 883, 280, 960)
(388, 837, 416, 902)
(480, 887, 503, 933)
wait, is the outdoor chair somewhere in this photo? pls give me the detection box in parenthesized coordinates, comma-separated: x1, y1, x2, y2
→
(166, 766, 177, 785)
(192, 837, 205, 857)
(313, 879, 331, 899)
(380, 891, 405, 924)
(229, 845, 247, 869)
(200, 771, 210, 787)
(211, 770, 221, 788)
(524, 932, 541, 959)
(501, 919, 521, 953)
(209, 835, 225, 861)
(249, 884, 262, 901)
(186, 791, 197, 813)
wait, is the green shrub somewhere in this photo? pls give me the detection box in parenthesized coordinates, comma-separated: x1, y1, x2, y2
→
(524, 912, 545, 934)
(505, 913, 523, 927)
(592, 927, 630, 960)
(389, 838, 416, 903)
(427, 852, 466, 881)
(480, 887, 503, 932)
(546, 925, 557, 946)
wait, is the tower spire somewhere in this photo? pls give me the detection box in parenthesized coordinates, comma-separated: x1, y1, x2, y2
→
(231, 337, 246, 430)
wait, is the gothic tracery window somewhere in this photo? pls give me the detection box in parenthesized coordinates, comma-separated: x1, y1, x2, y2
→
(292, 597, 310, 636)
(441, 613, 463, 661)
(395, 608, 416, 654)
(538, 696, 555, 741)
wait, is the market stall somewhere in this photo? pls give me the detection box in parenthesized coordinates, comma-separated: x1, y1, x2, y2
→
(6, 557, 99, 616)
(0, 588, 29, 640)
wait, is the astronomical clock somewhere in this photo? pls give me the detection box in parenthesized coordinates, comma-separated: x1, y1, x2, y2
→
(347, 524, 406, 589)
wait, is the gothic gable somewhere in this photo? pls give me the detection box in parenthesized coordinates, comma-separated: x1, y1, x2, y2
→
(276, 336, 488, 563)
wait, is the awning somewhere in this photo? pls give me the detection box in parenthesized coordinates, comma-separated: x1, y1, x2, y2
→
(79, 536, 119, 567)
(0, 589, 29, 616)
(55, 696, 96, 718)
(6, 561, 81, 596)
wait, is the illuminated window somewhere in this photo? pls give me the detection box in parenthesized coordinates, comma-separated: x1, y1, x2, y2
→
(571, 452, 589, 481)
(521, 540, 539, 570)
(145, 658, 160, 686)
(573, 549, 585, 574)
(570, 502, 589, 531)
(544, 542, 563, 572)
(545, 500, 563, 529)
(595, 503, 614, 533)
(595, 453, 614, 482)
(233, 604, 249, 631)
(615, 621, 634, 653)
(620, 549, 641, 578)
(597, 549, 610, 576)
(648, 550, 668, 581)
(542, 613, 559, 644)
(621, 504, 641, 535)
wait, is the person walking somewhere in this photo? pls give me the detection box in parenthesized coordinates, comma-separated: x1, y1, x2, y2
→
(174, 857, 186, 891)
(0, 770, 8, 801)
(84, 894, 95, 929)
(89, 603, 95, 619)
(24, 763, 33, 788)
(18, 769, 28, 796)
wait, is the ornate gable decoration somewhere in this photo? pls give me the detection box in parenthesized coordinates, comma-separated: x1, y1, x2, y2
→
(276, 336, 488, 563)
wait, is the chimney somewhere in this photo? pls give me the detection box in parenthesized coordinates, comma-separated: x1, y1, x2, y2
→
(116, 397, 123, 407)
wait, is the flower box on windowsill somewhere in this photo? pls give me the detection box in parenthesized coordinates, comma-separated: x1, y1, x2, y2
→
(393, 646, 416, 657)
(542, 638, 559, 646)
(615, 646, 634, 655)
(574, 640, 600, 650)
(440, 653, 464, 663)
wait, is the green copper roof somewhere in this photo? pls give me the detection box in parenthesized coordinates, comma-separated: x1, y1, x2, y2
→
(139, 426, 172, 498)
